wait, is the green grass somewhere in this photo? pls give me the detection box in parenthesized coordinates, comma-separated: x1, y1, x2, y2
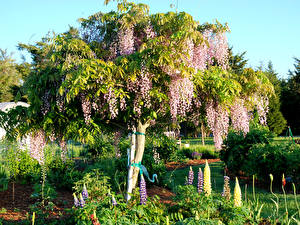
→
(181, 137, 215, 146)
(163, 161, 300, 220)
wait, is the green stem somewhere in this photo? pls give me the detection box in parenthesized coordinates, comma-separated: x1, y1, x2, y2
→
(270, 179, 279, 216)
(282, 185, 288, 214)
(244, 184, 247, 204)
(292, 183, 300, 218)
(252, 175, 256, 202)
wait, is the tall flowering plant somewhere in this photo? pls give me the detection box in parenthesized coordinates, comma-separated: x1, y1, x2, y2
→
(203, 160, 212, 196)
(197, 168, 203, 194)
(187, 166, 194, 185)
(222, 176, 231, 200)
(139, 174, 147, 205)
(234, 177, 242, 207)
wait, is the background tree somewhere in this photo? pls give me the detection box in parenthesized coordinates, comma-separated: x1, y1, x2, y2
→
(281, 57, 300, 135)
(228, 47, 248, 74)
(263, 61, 287, 135)
(0, 49, 22, 102)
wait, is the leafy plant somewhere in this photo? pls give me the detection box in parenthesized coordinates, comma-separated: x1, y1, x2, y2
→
(220, 125, 272, 175)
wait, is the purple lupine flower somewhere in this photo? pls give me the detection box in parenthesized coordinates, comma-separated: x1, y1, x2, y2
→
(139, 174, 147, 205)
(112, 195, 117, 206)
(197, 168, 203, 194)
(79, 193, 85, 208)
(73, 193, 79, 207)
(191, 152, 202, 159)
(188, 166, 194, 185)
(82, 184, 88, 200)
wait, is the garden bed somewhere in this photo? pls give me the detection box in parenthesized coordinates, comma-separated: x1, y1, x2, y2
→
(166, 158, 221, 170)
(0, 182, 73, 221)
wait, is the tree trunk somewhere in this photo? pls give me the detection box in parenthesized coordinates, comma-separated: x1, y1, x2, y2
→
(126, 121, 149, 201)
(201, 122, 205, 146)
(125, 128, 136, 201)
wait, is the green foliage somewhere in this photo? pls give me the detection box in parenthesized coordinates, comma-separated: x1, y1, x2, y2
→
(0, 49, 22, 102)
(73, 169, 111, 200)
(4, 144, 41, 183)
(0, 164, 9, 191)
(245, 142, 300, 187)
(228, 47, 248, 75)
(178, 146, 219, 160)
(86, 134, 114, 159)
(281, 57, 300, 135)
(47, 157, 82, 190)
(220, 126, 272, 175)
(146, 134, 179, 162)
(264, 61, 287, 135)
(31, 182, 57, 202)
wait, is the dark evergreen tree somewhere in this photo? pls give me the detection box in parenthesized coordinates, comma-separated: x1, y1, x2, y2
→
(281, 57, 300, 135)
(264, 62, 287, 135)
(228, 47, 248, 74)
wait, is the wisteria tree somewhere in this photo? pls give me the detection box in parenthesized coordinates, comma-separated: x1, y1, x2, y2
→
(7, 1, 273, 196)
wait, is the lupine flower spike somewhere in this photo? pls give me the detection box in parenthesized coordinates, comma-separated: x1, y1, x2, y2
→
(139, 174, 147, 205)
(197, 168, 203, 194)
(73, 193, 79, 207)
(188, 166, 194, 185)
(79, 193, 85, 208)
(234, 177, 242, 207)
(222, 176, 231, 200)
(82, 184, 88, 200)
(112, 195, 117, 206)
(203, 160, 211, 196)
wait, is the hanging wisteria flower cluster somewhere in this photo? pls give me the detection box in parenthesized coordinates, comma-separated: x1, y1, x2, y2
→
(127, 68, 152, 117)
(169, 77, 194, 120)
(59, 139, 68, 161)
(230, 99, 250, 135)
(41, 90, 51, 116)
(80, 92, 92, 124)
(30, 130, 46, 165)
(103, 87, 119, 119)
(255, 95, 269, 125)
(206, 101, 229, 149)
(118, 25, 135, 56)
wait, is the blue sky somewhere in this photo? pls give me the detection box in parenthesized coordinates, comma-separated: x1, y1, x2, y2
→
(1, 0, 299, 78)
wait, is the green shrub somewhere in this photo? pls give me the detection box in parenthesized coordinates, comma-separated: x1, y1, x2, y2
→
(47, 157, 83, 190)
(86, 134, 115, 159)
(245, 142, 300, 186)
(5, 145, 41, 184)
(220, 126, 272, 175)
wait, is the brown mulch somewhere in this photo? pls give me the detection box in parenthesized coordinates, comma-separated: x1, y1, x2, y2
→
(0, 182, 73, 221)
(166, 158, 221, 171)
(147, 185, 176, 205)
